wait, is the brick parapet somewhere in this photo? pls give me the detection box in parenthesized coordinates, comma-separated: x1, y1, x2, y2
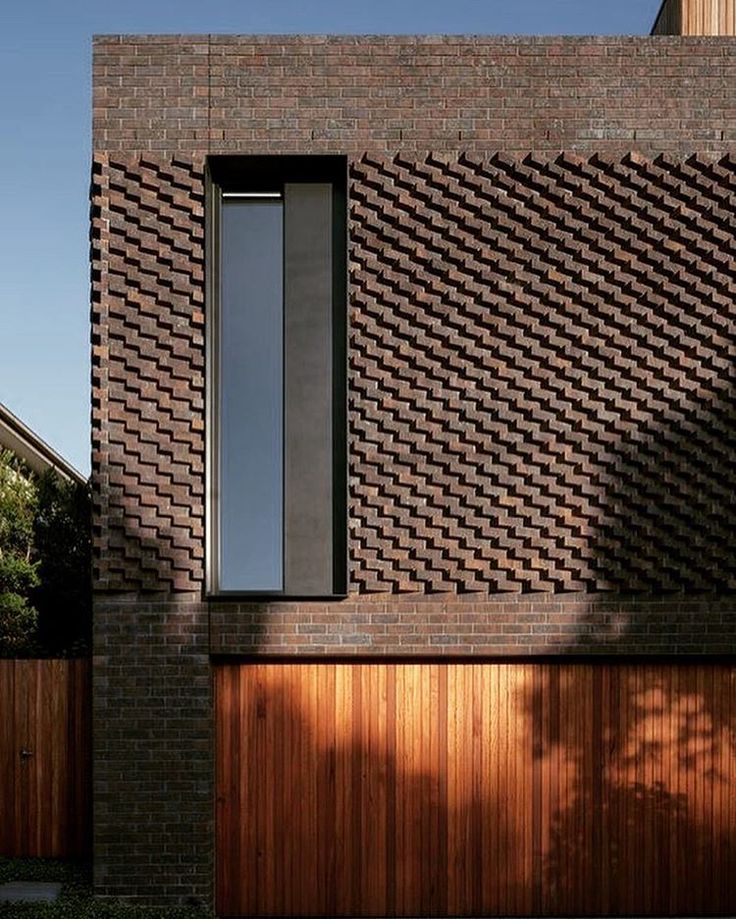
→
(93, 35, 736, 158)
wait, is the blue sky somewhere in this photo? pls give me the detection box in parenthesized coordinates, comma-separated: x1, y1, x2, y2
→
(0, 0, 663, 476)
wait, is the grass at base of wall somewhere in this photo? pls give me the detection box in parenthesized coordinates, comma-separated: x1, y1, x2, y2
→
(0, 861, 211, 918)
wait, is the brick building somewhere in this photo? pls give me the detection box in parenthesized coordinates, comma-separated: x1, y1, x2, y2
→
(91, 25, 736, 917)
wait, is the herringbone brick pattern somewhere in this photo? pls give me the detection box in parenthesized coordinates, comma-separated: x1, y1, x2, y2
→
(91, 154, 206, 591)
(349, 152, 736, 595)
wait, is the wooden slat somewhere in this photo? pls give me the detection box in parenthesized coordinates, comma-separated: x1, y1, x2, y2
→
(0, 659, 89, 858)
(0, 662, 14, 854)
(652, 0, 682, 34)
(14, 660, 31, 853)
(654, 0, 736, 34)
(395, 663, 419, 915)
(216, 661, 736, 917)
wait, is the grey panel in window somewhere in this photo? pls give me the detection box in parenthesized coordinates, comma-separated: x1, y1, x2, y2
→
(284, 183, 333, 595)
(219, 199, 283, 591)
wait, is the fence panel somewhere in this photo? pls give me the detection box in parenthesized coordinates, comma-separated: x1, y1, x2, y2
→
(0, 659, 90, 857)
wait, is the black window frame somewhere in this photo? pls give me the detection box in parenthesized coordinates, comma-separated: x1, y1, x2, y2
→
(206, 155, 348, 599)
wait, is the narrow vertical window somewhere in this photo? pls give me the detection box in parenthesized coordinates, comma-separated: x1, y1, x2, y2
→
(219, 195, 284, 591)
(208, 157, 347, 597)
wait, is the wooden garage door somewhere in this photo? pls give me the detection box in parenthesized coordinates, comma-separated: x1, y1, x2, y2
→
(216, 662, 736, 917)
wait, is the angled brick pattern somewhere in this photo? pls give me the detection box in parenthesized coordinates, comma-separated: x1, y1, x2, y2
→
(91, 152, 736, 598)
(349, 152, 736, 595)
(91, 154, 206, 592)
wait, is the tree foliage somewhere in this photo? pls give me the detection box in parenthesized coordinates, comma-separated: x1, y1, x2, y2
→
(0, 449, 91, 656)
(0, 450, 39, 653)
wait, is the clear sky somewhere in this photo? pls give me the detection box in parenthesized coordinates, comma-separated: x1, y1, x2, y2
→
(0, 0, 663, 476)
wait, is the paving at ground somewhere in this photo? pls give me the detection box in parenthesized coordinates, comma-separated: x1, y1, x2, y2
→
(0, 881, 63, 902)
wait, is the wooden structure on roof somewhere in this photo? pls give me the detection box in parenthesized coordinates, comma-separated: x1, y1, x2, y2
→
(653, 0, 736, 34)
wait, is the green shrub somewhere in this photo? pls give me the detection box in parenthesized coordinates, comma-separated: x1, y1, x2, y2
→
(0, 451, 36, 551)
(0, 553, 39, 595)
(0, 591, 38, 653)
(0, 451, 39, 654)
(0, 450, 91, 657)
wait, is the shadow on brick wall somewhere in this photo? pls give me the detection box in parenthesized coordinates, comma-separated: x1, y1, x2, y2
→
(591, 382, 735, 596)
(559, 377, 736, 651)
(526, 377, 736, 912)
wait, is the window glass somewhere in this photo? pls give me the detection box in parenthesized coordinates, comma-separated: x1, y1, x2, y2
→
(208, 156, 347, 598)
(219, 198, 283, 591)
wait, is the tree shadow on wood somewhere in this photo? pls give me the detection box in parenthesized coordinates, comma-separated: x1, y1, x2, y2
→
(527, 367, 736, 912)
(216, 667, 531, 918)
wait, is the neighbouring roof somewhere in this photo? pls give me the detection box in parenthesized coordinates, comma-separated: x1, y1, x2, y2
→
(0, 402, 86, 486)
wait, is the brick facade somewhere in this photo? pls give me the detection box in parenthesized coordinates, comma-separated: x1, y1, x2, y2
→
(91, 155, 206, 593)
(91, 35, 736, 907)
(93, 35, 736, 157)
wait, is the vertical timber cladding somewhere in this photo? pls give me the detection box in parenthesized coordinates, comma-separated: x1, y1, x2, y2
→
(216, 661, 736, 918)
(0, 660, 90, 858)
(652, 0, 736, 35)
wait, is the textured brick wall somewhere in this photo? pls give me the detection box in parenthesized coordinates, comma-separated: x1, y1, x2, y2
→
(92, 149, 736, 612)
(210, 596, 736, 656)
(92, 597, 211, 906)
(349, 152, 735, 599)
(93, 35, 736, 157)
(91, 154, 211, 905)
(91, 34, 736, 908)
(91, 155, 205, 593)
